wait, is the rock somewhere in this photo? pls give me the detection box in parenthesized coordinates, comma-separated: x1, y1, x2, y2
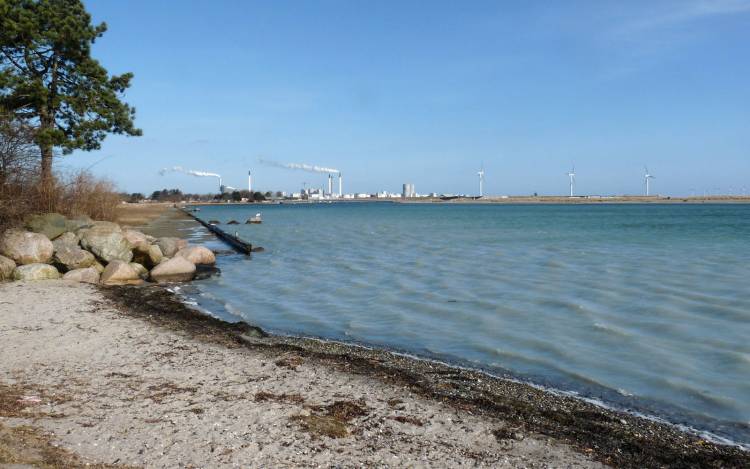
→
(208, 220, 220, 225)
(79, 224, 132, 263)
(132, 244, 163, 269)
(175, 246, 215, 265)
(0, 229, 54, 265)
(12, 263, 61, 281)
(92, 261, 105, 273)
(0, 254, 16, 280)
(251, 246, 265, 252)
(155, 237, 186, 257)
(65, 215, 94, 232)
(52, 232, 80, 251)
(62, 267, 100, 284)
(100, 260, 142, 285)
(194, 264, 221, 280)
(53, 245, 96, 271)
(144, 234, 156, 243)
(227, 220, 240, 225)
(129, 262, 149, 279)
(149, 256, 196, 283)
(25, 213, 68, 240)
(123, 229, 150, 251)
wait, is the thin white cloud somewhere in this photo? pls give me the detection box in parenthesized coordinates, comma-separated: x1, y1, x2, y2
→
(616, 0, 750, 35)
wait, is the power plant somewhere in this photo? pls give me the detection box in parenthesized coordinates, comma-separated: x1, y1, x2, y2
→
(161, 162, 678, 200)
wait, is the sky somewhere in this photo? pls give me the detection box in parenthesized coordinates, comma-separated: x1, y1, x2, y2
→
(60, 0, 750, 196)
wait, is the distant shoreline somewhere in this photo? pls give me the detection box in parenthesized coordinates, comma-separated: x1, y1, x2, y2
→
(158, 195, 750, 207)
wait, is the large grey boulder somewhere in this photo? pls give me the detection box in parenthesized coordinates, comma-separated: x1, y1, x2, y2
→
(0, 254, 16, 280)
(155, 237, 187, 257)
(79, 224, 132, 263)
(149, 256, 195, 283)
(175, 246, 215, 265)
(129, 262, 149, 280)
(0, 229, 54, 265)
(52, 232, 80, 251)
(53, 245, 96, 271)
(123, 229, 150, 252)
(25, 213, 68, 240)
(12, 263, 61, 281)
(132, 244, 163, 269)
(100, 260, 142, 285)
(63, 267, 100, 284)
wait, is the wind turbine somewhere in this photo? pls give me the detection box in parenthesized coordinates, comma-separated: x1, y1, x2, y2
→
(644, 166, 655, 196)
(566, 165, 576, 197)
(477, 165, 485, 197)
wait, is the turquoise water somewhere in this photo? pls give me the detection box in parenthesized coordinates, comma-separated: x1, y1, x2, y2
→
(184, 203, 750, 444)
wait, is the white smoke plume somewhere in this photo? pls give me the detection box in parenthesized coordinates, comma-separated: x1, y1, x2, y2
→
(159, 166, 221, 178)
(260, 158, 339, 174)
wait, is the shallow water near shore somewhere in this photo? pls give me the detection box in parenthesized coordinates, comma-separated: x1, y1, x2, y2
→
(180, 202, 750, 445)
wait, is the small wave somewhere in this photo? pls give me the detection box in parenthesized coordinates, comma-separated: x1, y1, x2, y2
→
(592, 322, 630, 338)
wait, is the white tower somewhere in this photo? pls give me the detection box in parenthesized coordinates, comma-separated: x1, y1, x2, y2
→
(477, 166, 485, 197)
(327, 174, 333, 196)
(248, 170, 252, 193)
(566, 165, 576, 197)
(644, 166, 655, 196)
(338, 173, 343, 197)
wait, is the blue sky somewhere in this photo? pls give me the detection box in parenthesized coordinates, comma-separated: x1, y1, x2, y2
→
(62, 0, 750, 196)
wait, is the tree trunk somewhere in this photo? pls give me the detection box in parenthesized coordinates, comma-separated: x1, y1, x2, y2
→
(37, 141, 55, 212)
(40, 143, 53, 184)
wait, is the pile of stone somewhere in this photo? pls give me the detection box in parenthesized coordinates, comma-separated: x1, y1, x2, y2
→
(0, 213, 216, 285)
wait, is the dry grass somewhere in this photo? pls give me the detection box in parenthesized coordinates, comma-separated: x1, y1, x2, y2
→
(114, 202, 171, 227)
(0, 169, 122, 232)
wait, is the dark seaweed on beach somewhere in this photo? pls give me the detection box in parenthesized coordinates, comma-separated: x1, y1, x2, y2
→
(100, 284, 750, 468)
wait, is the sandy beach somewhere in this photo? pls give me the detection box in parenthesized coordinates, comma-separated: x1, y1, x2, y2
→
(1, 280, 605, 468)
(1, 277, 748, 467)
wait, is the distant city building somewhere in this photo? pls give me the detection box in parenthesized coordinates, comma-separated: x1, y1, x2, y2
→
(402, 183, 415, 198)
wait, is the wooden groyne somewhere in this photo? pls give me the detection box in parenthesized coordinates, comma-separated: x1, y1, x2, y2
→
(180, 208, 253, 255)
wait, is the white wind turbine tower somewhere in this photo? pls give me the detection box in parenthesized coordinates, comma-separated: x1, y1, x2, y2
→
(644, 166, 655, 196)
(477, 165, 485, 197)
(566, 165, 576, 197)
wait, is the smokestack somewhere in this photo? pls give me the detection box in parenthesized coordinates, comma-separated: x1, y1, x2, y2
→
(328, 174, 333, 196)
(338, 173, 342, 197)
(248, 170, 252, 192)
(219, 176, 223, 193)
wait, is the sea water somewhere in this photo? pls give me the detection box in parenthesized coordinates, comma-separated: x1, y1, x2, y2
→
(182, 202, 750, 444)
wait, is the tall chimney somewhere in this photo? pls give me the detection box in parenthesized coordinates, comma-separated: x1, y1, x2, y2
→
(248, 170, 252, 192)
(338, 173, 342, 197)
(219, 176, 223, 193)
(328, 174, 333, 196)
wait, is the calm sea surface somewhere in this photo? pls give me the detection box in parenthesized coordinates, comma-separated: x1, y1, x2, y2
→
(182, 203, 750, 444)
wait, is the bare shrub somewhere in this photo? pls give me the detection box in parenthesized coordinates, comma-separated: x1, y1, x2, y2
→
(1, 113, 122, 231)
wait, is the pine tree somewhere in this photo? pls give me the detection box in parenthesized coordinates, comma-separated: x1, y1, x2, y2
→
(0, 0, 141, 185)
